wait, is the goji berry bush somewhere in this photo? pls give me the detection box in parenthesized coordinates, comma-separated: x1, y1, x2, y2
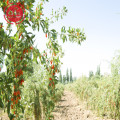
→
(0, 0, 86, 120)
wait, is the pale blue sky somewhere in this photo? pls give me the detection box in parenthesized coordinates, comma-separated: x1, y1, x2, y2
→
(42, 0, 120, 77)
(0, 0, 120, 78)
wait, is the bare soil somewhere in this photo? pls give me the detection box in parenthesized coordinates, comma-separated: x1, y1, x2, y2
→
(0, 109, 9, 120)
(53, 90, 114, 120)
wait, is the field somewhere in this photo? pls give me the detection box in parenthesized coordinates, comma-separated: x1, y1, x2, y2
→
(65, 74, 120, 120)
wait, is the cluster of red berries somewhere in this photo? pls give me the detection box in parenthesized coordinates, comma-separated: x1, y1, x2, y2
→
(23, 46, 33, 54)
(48, 59, 58, 88)
(49, 77, 55, 87)
(15, 69, 23, 78)
(10, 46, 34, 117)
(10, 86, 21, 116)
(3, 0, 9, 4)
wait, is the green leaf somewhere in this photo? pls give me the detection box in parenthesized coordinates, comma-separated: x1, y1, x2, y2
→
(7, 101, 10, 114)
(6, 54, 11, 59)
(62, 35, 67, 43)
(21, 106, 24, 113)
(24, 20, 31, 26)
(0, 98, 4, 108)
(8, 113, 14, 120)
(38, 22, 39, 31)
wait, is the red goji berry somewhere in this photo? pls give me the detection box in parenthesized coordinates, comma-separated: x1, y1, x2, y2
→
(26, 49, 28, 53)
(54, 52, 56, 56)
(23, 48, 26, 54)
(51, 65, 54, 69)
(7, 0, 9, 5)
(11, 98, 14, 101)
(11, 105, 13, 109)
(30, 46, 33, 50)
(40, 12, 42, 15)
(21, 56, 23, 60)
(17, 91, 20, 95)
(45, 33, 47, 38)
(50, 60, 53, 64)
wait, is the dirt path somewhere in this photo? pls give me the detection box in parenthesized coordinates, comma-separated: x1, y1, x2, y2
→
(53, 90, 113, 120)
(0, 109, 9, 120)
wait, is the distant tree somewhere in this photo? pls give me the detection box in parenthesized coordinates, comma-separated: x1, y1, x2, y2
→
(63, 75, 66, 84)
(73, 77, 77, 81)
(95, 65, 100, 76)
(59, 70, 62, 83)
(66, 68, 69, 83)
(70, 68, 73, 82)
(89, 70, 94, 79)
(111, 50, 120, 77)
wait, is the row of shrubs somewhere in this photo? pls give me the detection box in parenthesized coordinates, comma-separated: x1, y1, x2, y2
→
(66, 74, 120, 120)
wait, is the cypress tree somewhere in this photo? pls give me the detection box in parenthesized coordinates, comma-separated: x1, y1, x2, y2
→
(70, 68, 73, 82)
(63, 75, 66, 84)
(89, 70, 94, 80)
(66, 68, 69, 83)
(59, 70, 62, 83)
(95, 65, 100, 76)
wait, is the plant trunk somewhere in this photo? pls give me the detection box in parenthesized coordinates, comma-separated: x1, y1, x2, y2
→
(34, 89, 42, 120)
